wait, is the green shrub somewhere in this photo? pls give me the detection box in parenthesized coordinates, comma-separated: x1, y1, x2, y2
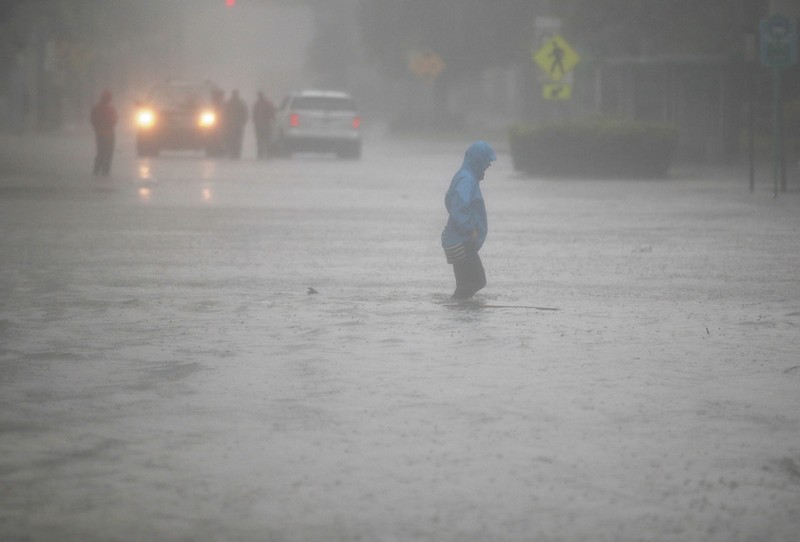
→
(509, 118, 680, 178)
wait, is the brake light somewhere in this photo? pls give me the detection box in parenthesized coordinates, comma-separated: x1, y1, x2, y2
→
(352, 116, 361, 130)
(289, 113, 300, 127)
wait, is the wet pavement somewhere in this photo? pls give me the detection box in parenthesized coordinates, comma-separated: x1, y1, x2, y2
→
(1, 128, 800, 541)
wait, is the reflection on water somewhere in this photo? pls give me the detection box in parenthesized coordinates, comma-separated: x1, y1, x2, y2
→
(134, 158, 216, 204)
(138, 160, 153, 181)
(136, 159, 154, 203)
(201, 160, 216, 180)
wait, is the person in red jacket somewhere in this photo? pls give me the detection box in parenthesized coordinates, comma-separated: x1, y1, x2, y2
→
(90, 90, 118, 176)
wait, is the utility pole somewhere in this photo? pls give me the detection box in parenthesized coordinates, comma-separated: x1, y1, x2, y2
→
(769, 0, 800, 193)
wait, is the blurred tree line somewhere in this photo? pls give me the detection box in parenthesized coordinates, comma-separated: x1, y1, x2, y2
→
(2, 0, 796, 139)
(0, 0, 181, 130)
(356, 0, 774, 79)
(357, 0, 540, 80)
(555, 0, 767, 57)
(355, 0, 800, 152)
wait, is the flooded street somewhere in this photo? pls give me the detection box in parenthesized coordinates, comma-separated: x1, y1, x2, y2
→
(2, 129, 800, 541)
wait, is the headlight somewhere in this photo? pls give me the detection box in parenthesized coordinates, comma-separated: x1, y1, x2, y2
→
(198, 110, 216, 128)
(136, 109, 156, 129)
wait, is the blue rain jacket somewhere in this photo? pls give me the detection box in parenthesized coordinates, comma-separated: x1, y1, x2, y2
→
(441, 141, 496, 251)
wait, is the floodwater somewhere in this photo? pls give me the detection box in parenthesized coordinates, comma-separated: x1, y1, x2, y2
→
(1, 129, 799, 541)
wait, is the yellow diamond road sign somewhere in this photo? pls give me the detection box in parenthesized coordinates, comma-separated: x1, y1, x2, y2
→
(533, 34, 580, 81)
(409, 50, 446, 79)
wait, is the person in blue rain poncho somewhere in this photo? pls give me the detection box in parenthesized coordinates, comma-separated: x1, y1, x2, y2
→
(441, 141, 496, 299)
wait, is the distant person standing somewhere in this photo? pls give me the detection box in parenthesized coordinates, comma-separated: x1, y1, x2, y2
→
(225, 90, 248, 159)
(90, 90, 118, 177)
(252, 91, 276, 159)
(441, 141, 496, 300)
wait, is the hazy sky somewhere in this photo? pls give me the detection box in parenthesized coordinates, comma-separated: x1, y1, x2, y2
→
(182, 3, 316, 99)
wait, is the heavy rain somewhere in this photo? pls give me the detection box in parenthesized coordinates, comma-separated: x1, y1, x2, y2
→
(1, 1, 800, 541)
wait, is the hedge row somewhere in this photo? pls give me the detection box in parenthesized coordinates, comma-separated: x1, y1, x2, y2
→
(509, 118, 680, 178)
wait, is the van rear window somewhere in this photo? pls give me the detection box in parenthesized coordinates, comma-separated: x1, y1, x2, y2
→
(291, 97, 356, 111)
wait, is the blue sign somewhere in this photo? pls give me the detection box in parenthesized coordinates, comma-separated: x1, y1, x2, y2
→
(760, 14, 798, 68)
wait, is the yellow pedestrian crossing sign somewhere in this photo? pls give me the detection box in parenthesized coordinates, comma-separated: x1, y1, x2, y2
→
(533, 34, 580, 82)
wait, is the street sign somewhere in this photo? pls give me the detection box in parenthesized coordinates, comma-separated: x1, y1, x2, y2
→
(409, 50, 446, 79)
(760, 14, 798, 68)
(542, 82, 572, 100)
(533, 34, 580, 82)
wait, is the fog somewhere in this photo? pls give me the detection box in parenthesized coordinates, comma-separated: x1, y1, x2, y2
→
(3, 120, 800, 542)
(2, 2, 800, 541)
(2, 1, 335, 130)
(2, 0, 797, 154)
(0, 0, 553, 135)
(177, 3, 316, 105)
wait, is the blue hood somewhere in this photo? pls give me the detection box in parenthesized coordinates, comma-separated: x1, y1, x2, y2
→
(441, 141, 496, 251)
(462, 141, 496, 180)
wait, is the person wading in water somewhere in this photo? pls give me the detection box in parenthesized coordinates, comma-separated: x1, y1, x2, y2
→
(441, 141, 496, 300)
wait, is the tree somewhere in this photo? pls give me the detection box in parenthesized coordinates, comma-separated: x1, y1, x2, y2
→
(1, 0, 185, 130)
(553, 0, 770, 58)
(357, 0, 542, 81)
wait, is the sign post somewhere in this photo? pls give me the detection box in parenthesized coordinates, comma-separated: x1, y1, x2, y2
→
(760, 14, 798, 195)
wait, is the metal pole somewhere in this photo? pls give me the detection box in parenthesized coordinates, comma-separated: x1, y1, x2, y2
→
(748, 64, 755, 193)
(779, 67, 787, 193)
(772, 66, 781, 197)
(745, 30, 756, 193)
